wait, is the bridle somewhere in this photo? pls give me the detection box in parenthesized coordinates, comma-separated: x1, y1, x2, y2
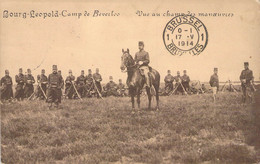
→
(121, 53, 136, 73)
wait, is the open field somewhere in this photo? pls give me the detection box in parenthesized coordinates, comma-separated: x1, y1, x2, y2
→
(1, 91, 260, 163)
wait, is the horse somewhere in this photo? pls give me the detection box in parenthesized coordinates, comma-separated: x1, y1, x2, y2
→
(120, 48, 160, 111)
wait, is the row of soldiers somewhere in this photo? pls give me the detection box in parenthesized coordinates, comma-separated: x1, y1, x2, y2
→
(164, 70, 190, 95)
(0, 66, 127, 106)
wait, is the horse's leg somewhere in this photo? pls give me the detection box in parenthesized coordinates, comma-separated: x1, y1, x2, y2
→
(137, 89, 141, 110)
(131, 95, 135, 110)
(146, 87, 151, 110)
(155, 85, 159, 111)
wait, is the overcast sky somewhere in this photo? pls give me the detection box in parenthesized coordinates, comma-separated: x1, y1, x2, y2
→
(1, 0, 259, 83)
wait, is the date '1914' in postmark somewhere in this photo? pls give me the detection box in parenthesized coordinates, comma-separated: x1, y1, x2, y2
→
(163, 15, 208, 56)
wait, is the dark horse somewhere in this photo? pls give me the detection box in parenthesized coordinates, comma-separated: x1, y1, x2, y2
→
(120, 49, 160, 111)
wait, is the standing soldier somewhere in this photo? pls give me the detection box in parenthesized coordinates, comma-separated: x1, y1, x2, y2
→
(15, 68, 25, 101)
(105, 76, 118, 96)
(135, 41, 151, 88)
(76, 70, 86, 98)
(209, 68, 219, 102)
(65, 70, 75, 99)
(47, 65, 63, 108)
(24, 69, 35, 98)
(85, 69, 94, 97)
(0, 70, 13, 102)
(182, 70, 191, 93)
(164, 70, 174, 95)
(117, 79, 126, 97)
(174, 71, 183, 94)
(240, 62, 254, 103)
(58, 70, 64, 102)
(37, 69, 48, 100)
(93, 68, 103, 98)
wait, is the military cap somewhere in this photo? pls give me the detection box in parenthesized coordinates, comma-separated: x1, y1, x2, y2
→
(5, 70, 9, 74)
(58, 70, 61, 73)
(167, 70, 171, 73)
(41, 69, 45, 72)
(52, 65, 57, 70)
(183, 70, 187, 73)
(139, 41, 144, 46)
(69, 69, 72, 73)
(214, 68, 218, 71)
(119, 79, 122, 82)
(177, 71, 180, 74)
(109, 76, 113, 79)
(88, 69, 91, 72)
(81, 70, 84, 72)
(19, 68, 23, 71)
(27, 69, 31, 72)
(244, 62, 249, 65)
(96, 68, 99, 71)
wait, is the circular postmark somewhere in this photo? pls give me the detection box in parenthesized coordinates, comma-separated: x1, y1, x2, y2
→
(163, 15, 208, 56)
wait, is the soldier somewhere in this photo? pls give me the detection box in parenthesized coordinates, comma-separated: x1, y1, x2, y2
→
(0, 70, 13, 102)
(65, 70, 75, 99)
(105, 76, 118, 96)
(240, 62, 254, 103)
(58, 70, 64, 102)
(37, 69, 48, 100)
(164, 70, 174, 95)
(76, 70, 86, 98)
(117, 79, 126, 97)
(209, 68, 219, 102)
(182, 70, 190, 93)
(24, 69, 35, 98)
(15, 68, 25, 101)
(46, 65, 63, 108)
(85, 69, 94, 97)
(135, 41, 151, 88)
(174, 71, 183, 94)
(93, 68, 103, 98)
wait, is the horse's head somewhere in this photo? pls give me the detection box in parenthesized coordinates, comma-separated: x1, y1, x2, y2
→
(120, 48, 134, 72)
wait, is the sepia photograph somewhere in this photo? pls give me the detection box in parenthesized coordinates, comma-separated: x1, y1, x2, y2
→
(0, 0, 260, 163)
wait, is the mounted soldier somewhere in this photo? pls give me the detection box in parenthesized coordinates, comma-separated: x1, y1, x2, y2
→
(24, 69, 35, 98)
(134, 41, 151, 88)
(15, 68, 25, 101)
(65, 70, 75, 99)
(0, 70, 13, 102)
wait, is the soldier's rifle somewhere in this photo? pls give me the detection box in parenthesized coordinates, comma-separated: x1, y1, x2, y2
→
(38, 82, 47, 100)
(91, 78, 104, 100)
(72, 81, 82, 101)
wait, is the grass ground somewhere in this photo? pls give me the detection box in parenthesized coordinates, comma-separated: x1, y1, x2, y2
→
(1, 92, 260, 163)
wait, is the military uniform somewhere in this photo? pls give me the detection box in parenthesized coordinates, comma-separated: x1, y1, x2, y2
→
(117, 82, 126, 97)
(65, 75, 75, 99)
(24, 74, 35, 98)
(0, 74, 13, 101)
(47, 69, 63, 106)
(209, 73, 219, 94)
(164, 74, 174, 95)
(93, 72, 102, 97)
(105, 81, 118, 96)
(15, 73, 25, 100)
(85, 74, 94, 97)
(76, 75, 86, 97)
(135, 41, 151, 87)
(174, 75, 183, 94)
(37, 74, 48, 99)
(182, 73, 190, 92)
(240, 64, 254, 102)
(58, 71, 64, 103)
